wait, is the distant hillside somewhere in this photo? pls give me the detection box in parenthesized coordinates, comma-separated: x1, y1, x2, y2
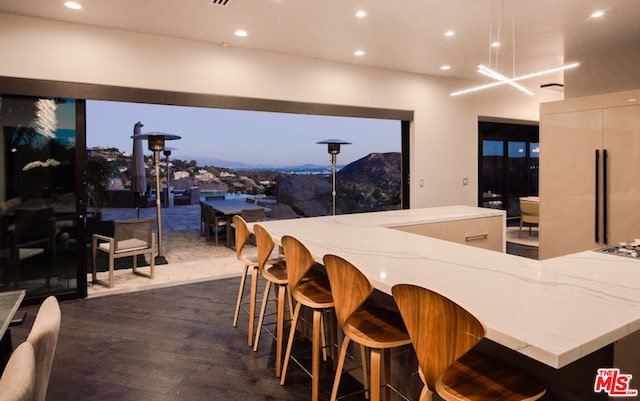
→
(87, 146, 402, 215)
(275, 152, 402, 216)
(186, 155, 329, 172)
(337, 152, 401, 192)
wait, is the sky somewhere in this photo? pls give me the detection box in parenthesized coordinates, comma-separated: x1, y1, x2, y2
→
(86, 100, 401, 167)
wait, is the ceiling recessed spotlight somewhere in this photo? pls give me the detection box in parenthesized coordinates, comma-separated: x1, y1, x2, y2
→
(444, 30, 455, 37)
(354, 50, 365, 57)
(491, 41, 501, 48)
(234, 29, 248, 37)
(64, 1, 82, 9)
(355, 10, 367, 18)
(440, 65, 451, 71)
(590, 10, 605, 18)
(629, 98, 637, 103)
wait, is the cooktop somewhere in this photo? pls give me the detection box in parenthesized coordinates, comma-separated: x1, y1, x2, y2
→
(597, 241, 640, 259)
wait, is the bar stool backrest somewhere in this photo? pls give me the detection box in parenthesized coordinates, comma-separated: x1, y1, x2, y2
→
(281, 235, 315, 290)
(232, 215, 251, 261)
(253, 224, 276, 274)
(322, 254, 373, 329)
(391, 284, 485, 391)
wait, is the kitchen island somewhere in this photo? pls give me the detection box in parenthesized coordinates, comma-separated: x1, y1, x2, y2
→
(255, 206, 640, 400)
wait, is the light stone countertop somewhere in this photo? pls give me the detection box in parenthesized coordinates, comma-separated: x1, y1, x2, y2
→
(254, 205, 640, 369)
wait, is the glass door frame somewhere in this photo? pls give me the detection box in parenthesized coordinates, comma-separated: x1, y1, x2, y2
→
(477, 119, 539, 222)
(1, 76, 413, 300)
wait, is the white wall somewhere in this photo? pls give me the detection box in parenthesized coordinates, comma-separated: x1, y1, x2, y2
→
(0, 13, 562, 208)
(564, 44, 640, 98)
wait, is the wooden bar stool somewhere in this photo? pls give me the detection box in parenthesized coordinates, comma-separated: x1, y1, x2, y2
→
(231, 215, 281, 347)
(279, 235, 334, 401)
(323, 254, 411, 401)
(252, 224, 291, 377)
(391, 284, 547, 401)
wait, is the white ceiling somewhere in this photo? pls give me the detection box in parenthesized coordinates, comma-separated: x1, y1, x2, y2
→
(1, 0, 638, 91)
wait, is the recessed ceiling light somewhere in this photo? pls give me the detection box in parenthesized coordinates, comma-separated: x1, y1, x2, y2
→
(354, 50, 365, 57)
(234, 29, 248, 37)
(444, 30, 455, 37)
(629, 98, 637, 103)
(64, 1, 82, 10)
(440, 65, 451, 71)
(491, 41, 501, 48)
(355, 10, 367, 18)
(590, 10, 605, 18)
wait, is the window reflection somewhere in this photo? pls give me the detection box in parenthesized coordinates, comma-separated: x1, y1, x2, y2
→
(478, 122, 539, 220)
(0, 95, 78, 298)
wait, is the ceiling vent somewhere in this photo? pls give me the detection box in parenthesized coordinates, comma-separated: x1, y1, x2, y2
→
(209, 0, 230, 6)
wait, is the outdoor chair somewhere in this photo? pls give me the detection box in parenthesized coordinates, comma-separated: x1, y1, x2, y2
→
(92, 217, 155, 288)
(240, 208, 265, 223)
(199, 201, 207, 236)
(202, 203, 229, 246)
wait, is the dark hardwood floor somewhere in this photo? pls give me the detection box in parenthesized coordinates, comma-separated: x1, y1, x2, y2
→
(7, 242, 538, 401)
(9, 278, 369, 401)
(506, 242, 538, 259)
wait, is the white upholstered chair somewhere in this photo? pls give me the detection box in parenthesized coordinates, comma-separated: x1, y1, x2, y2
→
(26, 296, 61, 401)
(0, 342, 36, 401)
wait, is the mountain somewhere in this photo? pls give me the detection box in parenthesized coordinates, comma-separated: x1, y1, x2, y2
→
(184, 156, 329, 171)
(337, 152, 401, 191)
(274, 152, 402, 217)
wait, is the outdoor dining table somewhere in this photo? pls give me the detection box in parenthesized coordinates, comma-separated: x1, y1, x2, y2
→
(204, 199, 268, 216)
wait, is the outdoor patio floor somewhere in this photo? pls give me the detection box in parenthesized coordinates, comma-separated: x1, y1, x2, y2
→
(89, 204, 241, 298)
(90, 204, 538, 297)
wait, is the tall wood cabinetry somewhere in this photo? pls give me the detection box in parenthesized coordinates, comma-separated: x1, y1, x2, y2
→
(539, 89, 640, 259)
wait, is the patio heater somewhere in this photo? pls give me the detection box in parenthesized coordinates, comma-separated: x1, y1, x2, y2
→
(163, 147, 177, 208)
(317, 139, 351, 215)
(131, 131, 181, 265)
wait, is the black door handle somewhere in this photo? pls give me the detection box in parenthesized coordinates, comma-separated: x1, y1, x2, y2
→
(595, 149, 600, 243)
(603, 149, 608, 245)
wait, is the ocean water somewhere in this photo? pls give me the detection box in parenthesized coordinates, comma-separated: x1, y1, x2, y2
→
(199, 190, 250, 202)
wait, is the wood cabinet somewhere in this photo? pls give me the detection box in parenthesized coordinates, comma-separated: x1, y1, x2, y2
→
(540, 89, 640, 259)
(393, 215, 504, 252)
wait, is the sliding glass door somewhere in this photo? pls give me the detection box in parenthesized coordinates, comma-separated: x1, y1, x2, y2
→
(478, 121, 539, 221)
(0, 94, 84, 301)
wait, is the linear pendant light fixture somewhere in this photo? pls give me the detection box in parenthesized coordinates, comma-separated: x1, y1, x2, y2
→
(451, 62, 580, 96)
(477, 64, 533, 95)
(451, 0, 579, 97)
